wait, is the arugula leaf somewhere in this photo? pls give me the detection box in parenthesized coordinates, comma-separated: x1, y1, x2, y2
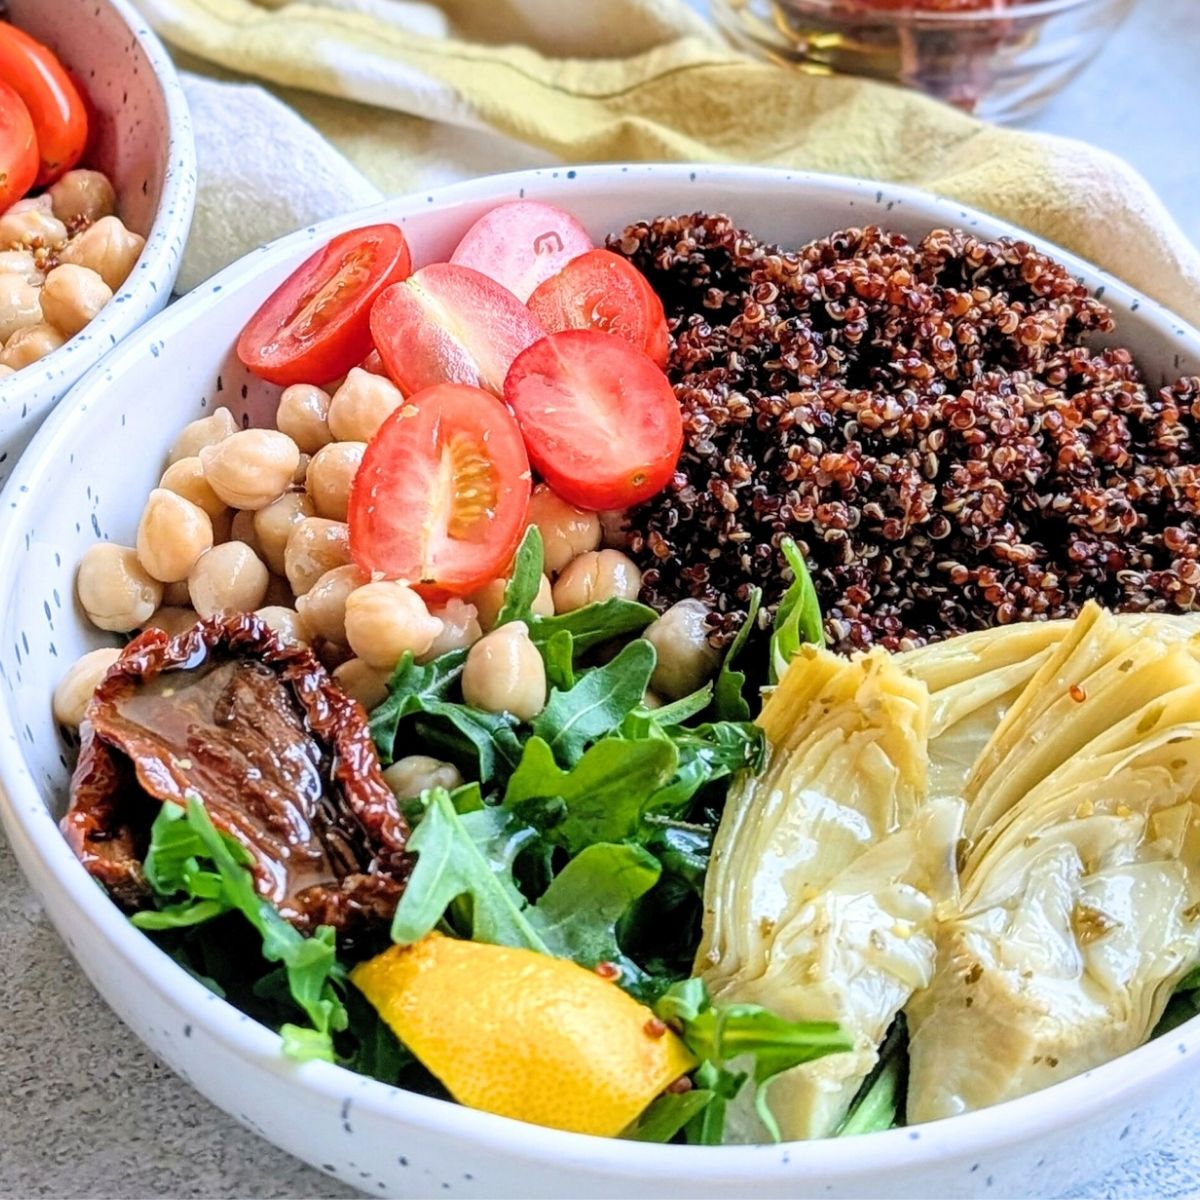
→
(133, 799, 347, 1062)
(529, 598, 658, 655)
(713, 586, 762, 722)
(369, 649, 468, 763)
(533, 639, 656, 766)
(411, 701, 524, 782)
(770, 538, 825, 684)
(541, 628, 576, 692)
(685, 1061, 747, 1145)
(837, 1018, 906, 1137)
(390, 789, 546, 951)
(645, 683, 714, 727)
(495, 526, 545, 628)
(655, 978, 852, 1142)
(504, 735, 678, 853)
(531, 843, 660, 978)
(623, 1089, 715, 1142)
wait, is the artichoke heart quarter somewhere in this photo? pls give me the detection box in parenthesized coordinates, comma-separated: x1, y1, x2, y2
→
(906, 604, 1200, 1123)
(697, 645, 962, 1141)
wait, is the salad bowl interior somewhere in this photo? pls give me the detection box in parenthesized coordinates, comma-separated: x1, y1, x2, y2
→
(2, 164, 1200, 1199)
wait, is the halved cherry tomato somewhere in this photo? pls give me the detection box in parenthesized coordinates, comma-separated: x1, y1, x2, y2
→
(0, 23, 88, 186)
(504, 330, 683, 511)
(348, 383, 531, 597)
(370, 263, 545, 397)
(528, 249, 670, 369)
(0, 81, 37, 212)
(449, 201, 593, 302)
(237, 224, 412, 387)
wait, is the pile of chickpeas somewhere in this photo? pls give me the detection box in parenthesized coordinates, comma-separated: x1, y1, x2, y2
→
(55, 367, 722, 800)
(0, 169, 145, 375)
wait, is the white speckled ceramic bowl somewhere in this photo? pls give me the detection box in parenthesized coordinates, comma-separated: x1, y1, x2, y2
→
(0, 0, 195, 487)
(2, 166, 1199, 1199)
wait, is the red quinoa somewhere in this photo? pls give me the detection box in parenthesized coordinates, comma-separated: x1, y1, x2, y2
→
(607, 213, 1200, 655)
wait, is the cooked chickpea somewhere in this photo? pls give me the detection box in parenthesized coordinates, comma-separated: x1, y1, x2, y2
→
(470, 573, 553, 632)
(39, 264, 113, 338)
(188, 542, 269, 618)
(276, 383, 333, 453)
(527, 485, 602, 576)
(58, 215, 144, 290)
(1, 323, 64, 369)
(327, 368, 405, 443)
(0, 364, 14, 379)
(332, 657, 390, 709)
(263, 574, 294, 608)
(141, 605, 200, 637)
(643, 599, 721, 699)
(306, 440, 365, 521)
(599, 509, 630, 549)
(230, 508, 260, 553)
(462, 621, 546, 721)
(0, 251, 42, 285)
(295, 564, 367, 645)
(317, 639, 353, 672)
(200, 429, 300, 510)
(48, 169, 116, 226)
(210, 507, 234, 545)
(642, 689, 664, 710)
(253, 491, 314, 575)
(77, 543, 163, 632)
(284, 517, 352, 596)
(159, 456, 228, 519)
(0, 273, 42, 342)
(382, 754, 464, 800)
(168, 407, 238, 466)
(254, 605, 311, 646)
(161, 581, 191, 607)
(344, 581, 443, 670)
(293, 452, 311, 486)
(52, 647, 122, 727)
(552, 549, 642, 613)
(0, 208, 67, 250)
(420, 599, 482, 662)
(136, 489, 214, 583)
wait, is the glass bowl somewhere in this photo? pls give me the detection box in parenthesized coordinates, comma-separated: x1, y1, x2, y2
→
(711, 0, 1134, 122)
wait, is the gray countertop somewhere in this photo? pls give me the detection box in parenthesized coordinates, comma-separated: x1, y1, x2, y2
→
(2, 2, 1199, 1198)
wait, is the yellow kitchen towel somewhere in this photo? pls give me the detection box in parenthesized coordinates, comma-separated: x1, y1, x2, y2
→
(133, 0, 1200, 328)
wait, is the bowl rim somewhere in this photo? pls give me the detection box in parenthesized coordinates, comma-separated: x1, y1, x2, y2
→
(0, 0, 197, 409)
(2, 161, 1199, 1183)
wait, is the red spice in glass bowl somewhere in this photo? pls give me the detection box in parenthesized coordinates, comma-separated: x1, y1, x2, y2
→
(711, 0, 1133, 122)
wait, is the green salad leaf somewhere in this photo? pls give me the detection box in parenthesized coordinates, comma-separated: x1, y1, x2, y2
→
(504, 735, 678, 853)
(713, 586, 762, 722)
(368, 648, 468, 763)
(837, 1018, 906, 1137)
(133, 798, 347, 1061)
(531, 842, 661, 977)
(623, 1089, 715, 1143)
(770, 538, 824, 684)
(494, 525, 547, 628)
(655, 978, 853, 1143)
(390, 788, 546, 951)
(541, 628, 576, 692)
(533, 638, 656, 766)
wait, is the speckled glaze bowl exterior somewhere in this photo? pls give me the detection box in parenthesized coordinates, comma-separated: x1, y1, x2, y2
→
(0, 0, 195, 487)
(2, 166, 1199, 1199)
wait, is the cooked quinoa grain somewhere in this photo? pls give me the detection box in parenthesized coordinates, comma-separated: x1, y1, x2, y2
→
(608, 213, 1200, 654)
